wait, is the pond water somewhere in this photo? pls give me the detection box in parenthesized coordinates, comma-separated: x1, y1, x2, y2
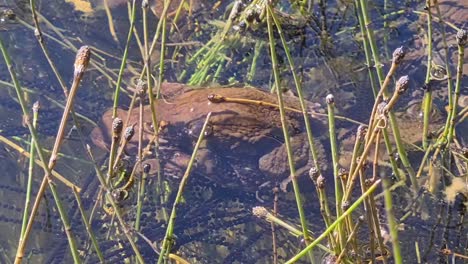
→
(0, 0, 466, 263)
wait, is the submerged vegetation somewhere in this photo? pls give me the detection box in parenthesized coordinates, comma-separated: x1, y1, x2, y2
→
(0, 0, 466, 263)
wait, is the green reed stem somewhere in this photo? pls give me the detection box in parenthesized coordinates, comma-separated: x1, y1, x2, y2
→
(382, 175, 402, 264)
(20, 102, 38, 239)
(135, 166, 148, 231)
(29, 0, 91, 179)
(143, 0, 158, 136)
(448, 30, 466, 143)
(86, 145, 145, 263)
(1, 38, 80, 264)
(72, 186, 104, 263)
(253, 206, 334, 254)
(157, 112, 212, 264)
(48, 181, 81, 263)
(112, 0, 137, 117)
(286, 179, 382, 263)
(247, 41, 263, 82)
(421, 0, 434, 150)
(358, 0, 415, 188)
(434, 2, 454, 137)
(266, 6, 312, 249)
(326, 94, 344, 251)
(355, 0, 378, 97)
(268, 5, 324, 176)
(156, 0, 168, 99)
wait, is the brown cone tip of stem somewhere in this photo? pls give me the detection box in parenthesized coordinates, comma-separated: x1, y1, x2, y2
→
(392, 46, 405, 64)
(357, 125, 367, 141)
(124, 125, 135, 141)
(74, 46, 91, 77)
(377, 101, 388, 116)
(316, 174, 326, 189)
(112, 118, 123, 136)
(309, 167, 319, 181)
(396, 75, 410, 94)
(137, 79, 146, 98)
(252, 206, 268, 218)
(457, 29, 467, 46)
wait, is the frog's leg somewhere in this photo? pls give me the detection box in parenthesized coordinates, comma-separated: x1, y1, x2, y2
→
(258, 134, 315, 192)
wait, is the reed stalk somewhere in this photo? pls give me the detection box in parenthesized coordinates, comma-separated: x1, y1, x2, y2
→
(19, 102, 39, 239)
(268, 4, 325, 176)
(142, 0, 158, 135)
(354, 0, 378, 97)
(0, 39, 86, 264)
(447, 30, 466, 143)
(325, 94, 345, 251)
(357, 0, 415, 188)
(286, 179, 382, 263)
(0, 135, 78, 189)
(252, 206, 333, 254)
(112, 0, 137, 117)
(72, 186, 105, 263)
(382, 175, 402, 264)
(15, 46, 92, 264)
(422, 0, 434, 149)
(157, 112, 212, 264)
(156, 0, 168, 98)
(86, 146, 145, 263)
(265, 5, 312, 250)
(433, 1, 454, 137)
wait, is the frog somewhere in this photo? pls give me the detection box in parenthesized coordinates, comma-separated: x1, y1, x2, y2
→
(91, 82, 328, 192)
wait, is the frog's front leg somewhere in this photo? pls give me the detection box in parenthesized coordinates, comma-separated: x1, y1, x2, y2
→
(258, 134, 316, 192)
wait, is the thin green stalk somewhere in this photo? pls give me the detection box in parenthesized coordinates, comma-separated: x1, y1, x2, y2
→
(285, 179, 382, 263)
(48, 180, 81, 263)
(268, 5, 324, 176)
(20, 102, 39, 239)
(29, 0, 91, 184)
(355, 0, 378, 97)
(382, 175, 402, 264)
(422, 0, 434, 149)
(86, 146, 145, 263)
(112, 0, 137, 117)
(72, 186, 104, 262)
(157, 112, 212, 264)
(1, 38, 82, 264)
(326, 94, 344, 252)
(434, 2, 454, 138)
(247, 41, 263, 82)
(266, 5, 312, 249)
(135, 166, 148, 231)
(358, 0, 414, 189)
(253, 206, 334, 254)
(156, 0, 168, 99)
(447, 30, 466, 143)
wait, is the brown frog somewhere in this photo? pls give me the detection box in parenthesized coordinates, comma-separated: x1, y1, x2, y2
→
(91, 83, 327, 191)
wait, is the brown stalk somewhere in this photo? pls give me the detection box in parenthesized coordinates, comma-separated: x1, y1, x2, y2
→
(14, 46, 91, 264)
(366, 47, 405, 141)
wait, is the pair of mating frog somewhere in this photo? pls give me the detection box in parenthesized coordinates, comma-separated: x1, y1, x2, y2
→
(91, 81, 448, 196)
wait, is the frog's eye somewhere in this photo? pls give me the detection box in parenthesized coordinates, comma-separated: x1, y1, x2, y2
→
(404, 101, 442, 121)
(186, 121, 213, 138)
(405, 102, 423, 119)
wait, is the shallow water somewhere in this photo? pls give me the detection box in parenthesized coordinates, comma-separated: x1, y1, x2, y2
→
(0, 0, 466, 263)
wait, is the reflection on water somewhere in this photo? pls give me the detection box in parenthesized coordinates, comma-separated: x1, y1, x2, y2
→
(0, 0, 466, 263)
